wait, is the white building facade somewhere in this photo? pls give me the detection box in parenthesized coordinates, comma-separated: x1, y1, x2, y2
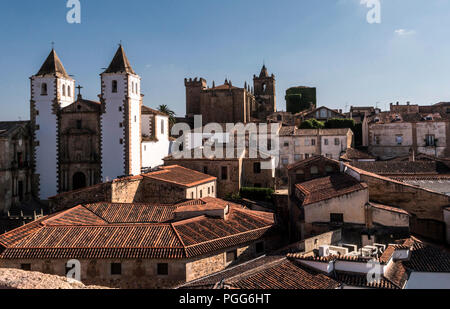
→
(30, 47, 171, 200)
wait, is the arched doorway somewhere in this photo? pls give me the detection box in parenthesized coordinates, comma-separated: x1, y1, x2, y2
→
(72, 172, 87, 190)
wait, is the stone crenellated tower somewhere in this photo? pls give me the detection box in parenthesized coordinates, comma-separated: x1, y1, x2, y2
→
(100, 45, 142, 181)
(30, 49, 75, 200)
(185, 77, 207, 119)
(253, 65, 276, 120)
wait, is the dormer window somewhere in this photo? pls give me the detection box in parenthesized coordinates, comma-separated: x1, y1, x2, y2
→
(41, 83, 48, 96)
(112, 80, 118, 93)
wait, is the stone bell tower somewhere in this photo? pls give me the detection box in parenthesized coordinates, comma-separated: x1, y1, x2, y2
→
(30, 49, 75, 200)
(253, 65, 276, 120)
(100, 45, 142, 181)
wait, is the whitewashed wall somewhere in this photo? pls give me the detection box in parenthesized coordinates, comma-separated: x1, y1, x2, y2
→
(101, 74, 127, 181)
(32, 76, 75, 199)
(141, 115, 171, 169)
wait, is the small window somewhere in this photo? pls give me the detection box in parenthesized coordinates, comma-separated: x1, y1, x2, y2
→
(112, 80, 118, 93)
(255, 242, 265, 254)
(221, 166, 228, 180)
(119, 106, 123, 112)
(311, 166, 319, 175)
(119, 122, 123, 128)
(111, 263, 122, 275)
(425, 135, 436, 147)
(330, 213, 344, 224)
(282, 158, 289, 166)
(208, 187, 211, 195)
(335, 138, 340, 146)
(294, 154, 302, 161)
(76, 120, 82, 130)
(200, 190, 203, 198)
(134, 115, 137, 122)
(375, 135, 381, 145)
(68, 86, 71, 97)
(396, 135, 403, 145)
(284, 142, 290, 148)
(311, 139, 316, 146)
(305, 154, 310, 159)
(62, 85, 66, 96)
(324, 139, 329, 146)
(253, 162, 261, 174)
(226, 250, 237, 263)
(21, 264, 31, 271)
(161, 119, 165, 134)
(41, 83, 48, 96)
(157, 263, 169, 276)
(203, 166, 208, 174)
(191, 192, 194, 199)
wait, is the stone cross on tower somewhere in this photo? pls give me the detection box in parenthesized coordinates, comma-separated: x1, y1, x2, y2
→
(76, 85, 84, 96)
(76, 85, 83, 98)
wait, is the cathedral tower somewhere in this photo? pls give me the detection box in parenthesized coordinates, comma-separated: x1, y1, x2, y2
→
(30, 49, 75, 199)
(100, 45, 142, 181)
(253, 65, 276, 119)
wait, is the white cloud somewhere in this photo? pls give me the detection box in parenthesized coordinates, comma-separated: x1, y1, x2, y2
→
(395, 29, 416, 36)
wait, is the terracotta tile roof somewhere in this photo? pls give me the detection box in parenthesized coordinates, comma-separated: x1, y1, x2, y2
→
(143, 165, 216, 187)
(287, 155, 339, 171)
(333, 271, 400, 289)
(84, 203, 177, 223)
(340, 148, 376, 161)
(179, 255, 283, 289)
(225, 259, 340, 289)
(295, 174, 367, 206)
(141, 105, 167, 116)
(0, 199, 274, 260)
(403, 240, 450, 273)
(350, 161, 450, 176)
(279, 127, 351, 137)
(181, 255, 340, 290)
(288, 252, 380, 264)
(370, 203, 410, 216)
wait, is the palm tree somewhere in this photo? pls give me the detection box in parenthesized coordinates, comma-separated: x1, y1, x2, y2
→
(157, 104, 176, 129)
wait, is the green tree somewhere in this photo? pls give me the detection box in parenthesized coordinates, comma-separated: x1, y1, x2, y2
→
(157, 104, 176, 127)
(299, 119, 325, 129)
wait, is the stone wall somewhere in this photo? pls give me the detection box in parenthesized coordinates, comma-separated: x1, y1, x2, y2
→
(344, 164, 450, 242)
(49, 182, 112, 212)
(164, 159, 241, 198)
(0, 239, 272, 289)
(241, 159, 274, 189)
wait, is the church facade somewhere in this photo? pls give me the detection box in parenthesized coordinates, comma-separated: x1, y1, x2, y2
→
(184, 65, 276, 125)
(30, 46, 170, 200)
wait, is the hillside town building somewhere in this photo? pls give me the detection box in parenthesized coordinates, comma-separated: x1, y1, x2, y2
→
(277, 127, 353, 184)
(184, 65, 276, 126)
(0, 197, 280, 288)
(362, 102, 450, 159)
(49, 165, 217, 212)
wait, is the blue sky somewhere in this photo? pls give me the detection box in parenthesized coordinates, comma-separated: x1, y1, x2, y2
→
(1, 0, 450, 120)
